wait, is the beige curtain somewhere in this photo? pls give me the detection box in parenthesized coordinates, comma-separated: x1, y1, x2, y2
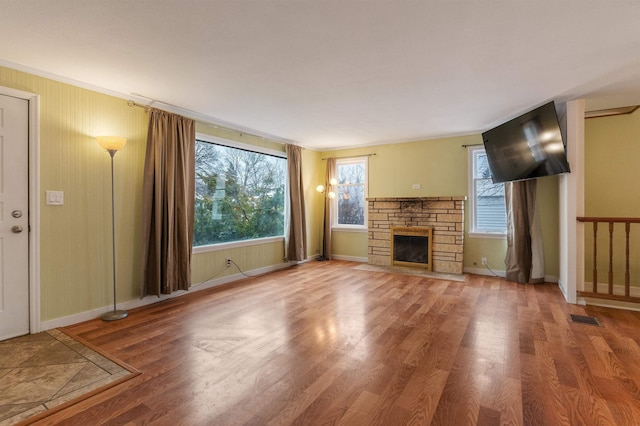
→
(140, 108, 196, 297)
(285, 144, 307, 261)
(505, 179, 545, 284)
(323, 158, 336, 260)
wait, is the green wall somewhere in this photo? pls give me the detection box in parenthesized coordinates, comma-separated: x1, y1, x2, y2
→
(584, 110, 640, 286)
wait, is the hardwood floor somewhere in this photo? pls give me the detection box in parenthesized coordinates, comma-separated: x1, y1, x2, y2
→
(33, 260, 640, 425)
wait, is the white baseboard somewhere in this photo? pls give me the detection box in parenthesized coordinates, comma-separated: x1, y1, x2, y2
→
(578, 295, 640, 312)
(331, 254, 368, 263)
(582, 281, 640, 298)
(463, 267, 558, 284)
(464, 266, 506, 277)
(579, 282, 640, 311)
(40, 261, 296, 331)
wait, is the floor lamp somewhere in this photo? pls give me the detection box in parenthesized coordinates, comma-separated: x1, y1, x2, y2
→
(97, 136, 129, 321)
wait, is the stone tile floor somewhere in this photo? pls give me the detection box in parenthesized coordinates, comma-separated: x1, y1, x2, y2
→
(0, 329, 133, 425)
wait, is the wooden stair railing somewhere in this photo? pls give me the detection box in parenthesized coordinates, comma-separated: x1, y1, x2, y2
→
(577, 217, 640, 303)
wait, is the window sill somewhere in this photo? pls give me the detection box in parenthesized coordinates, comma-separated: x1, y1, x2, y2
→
(468, 231, 506, 240)
(331, 226, 367, 233)
(193, 236, 284, 254)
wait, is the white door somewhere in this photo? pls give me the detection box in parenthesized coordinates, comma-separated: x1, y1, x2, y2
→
(0, 94, 29, 340)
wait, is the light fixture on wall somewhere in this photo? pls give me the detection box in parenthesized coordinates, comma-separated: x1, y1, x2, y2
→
(316, 178, 337, 260)
(97, 136, 128, 321)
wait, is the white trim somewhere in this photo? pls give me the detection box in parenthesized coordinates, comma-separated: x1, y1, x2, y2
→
(582, 282, 640, 298)
(468, 231, 506, 240)
(576, 297, 640, 312)
(464, 266, 506, 278)
(40, 260, 296, 330)
(193, 236, 284, 254)
(463, 266, 558, 283)
(558, 99, 585, 304)
(331, 254, 368, 262)
(467, 145, 507, 235)
(0, 86, 41, 334)
(331, 226, 368, 233)
(332, 156, 368, 230)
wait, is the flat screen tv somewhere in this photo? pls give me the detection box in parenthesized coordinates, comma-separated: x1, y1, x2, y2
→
(481, 101, 570, 183)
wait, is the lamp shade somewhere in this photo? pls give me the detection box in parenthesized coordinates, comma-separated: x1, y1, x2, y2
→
(97, 136, 127, 151)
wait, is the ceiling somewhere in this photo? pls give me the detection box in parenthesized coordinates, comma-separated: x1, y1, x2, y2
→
(2, 1, 640, 150)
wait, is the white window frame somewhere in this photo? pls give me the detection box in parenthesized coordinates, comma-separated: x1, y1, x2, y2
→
(468, 145, 506, 239)
(332, 157, 368, 232)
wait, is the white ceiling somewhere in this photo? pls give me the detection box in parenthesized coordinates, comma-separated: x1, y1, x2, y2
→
(2, 1, 640, 150)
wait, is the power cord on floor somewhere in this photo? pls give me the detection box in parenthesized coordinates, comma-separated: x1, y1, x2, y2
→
(483, 262, 501, 277)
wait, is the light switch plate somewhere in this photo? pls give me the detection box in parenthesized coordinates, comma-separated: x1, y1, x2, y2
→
(46, 190, 64, 206)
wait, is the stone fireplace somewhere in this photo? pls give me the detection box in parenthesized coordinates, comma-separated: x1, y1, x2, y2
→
(368, 196, 465, 274)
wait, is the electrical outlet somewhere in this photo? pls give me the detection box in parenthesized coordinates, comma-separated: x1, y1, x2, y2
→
(226, 258, 231, 267)
(481, 257, 487, 265)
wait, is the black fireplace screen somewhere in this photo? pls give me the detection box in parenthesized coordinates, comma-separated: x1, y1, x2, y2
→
(393, 235, 429, 265)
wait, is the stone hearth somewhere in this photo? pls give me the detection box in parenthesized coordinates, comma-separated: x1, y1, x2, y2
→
(368, 197, 466, 274)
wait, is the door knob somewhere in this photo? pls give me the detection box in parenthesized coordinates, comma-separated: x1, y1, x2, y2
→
(11, 225, 23, 233)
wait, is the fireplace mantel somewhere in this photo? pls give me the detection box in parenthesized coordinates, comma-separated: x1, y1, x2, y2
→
(367, 196, 466, 274)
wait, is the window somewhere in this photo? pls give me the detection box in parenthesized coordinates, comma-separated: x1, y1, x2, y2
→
(333, 157, 368, 229)
(193, 135, 286, 247)
(469, 146, 506, 237)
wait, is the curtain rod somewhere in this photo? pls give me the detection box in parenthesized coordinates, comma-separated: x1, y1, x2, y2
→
(126, 99, 296, 146)
(322, 153, 377, 160)
(461, 143, 483, 148)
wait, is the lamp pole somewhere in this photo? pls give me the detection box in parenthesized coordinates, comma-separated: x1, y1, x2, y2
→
(98, 137, 128, 321)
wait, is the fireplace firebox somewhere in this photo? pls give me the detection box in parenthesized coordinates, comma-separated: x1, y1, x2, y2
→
(390, 227, 432, 270)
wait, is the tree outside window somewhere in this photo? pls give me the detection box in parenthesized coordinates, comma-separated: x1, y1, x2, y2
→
(194, 139, 286, 247)
(334, 158, 367, 228)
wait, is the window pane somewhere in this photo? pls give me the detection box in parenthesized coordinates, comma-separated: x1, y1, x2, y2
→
(194, 140, 286, 246)
(474, 151, 493, 179)
(335, 159, 367, 227)
(338, 163, 365, 184)
(337, 185, 365, 225)
(475, 179, 506, 231)
(470, 147, 507, 234)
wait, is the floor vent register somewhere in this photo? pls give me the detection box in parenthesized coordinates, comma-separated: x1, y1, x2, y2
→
(570, 314, 601, 326)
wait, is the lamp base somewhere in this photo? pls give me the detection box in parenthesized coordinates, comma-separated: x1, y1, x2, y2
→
(101, 309, 128, 321)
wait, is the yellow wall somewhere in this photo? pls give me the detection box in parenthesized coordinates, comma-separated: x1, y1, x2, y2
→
(1, 67, 148, 320)
(1, 64, 565, 324)
(584, 110, 640, 286)
(0, 66, 323, 322)
(322, 135, 561, 277)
